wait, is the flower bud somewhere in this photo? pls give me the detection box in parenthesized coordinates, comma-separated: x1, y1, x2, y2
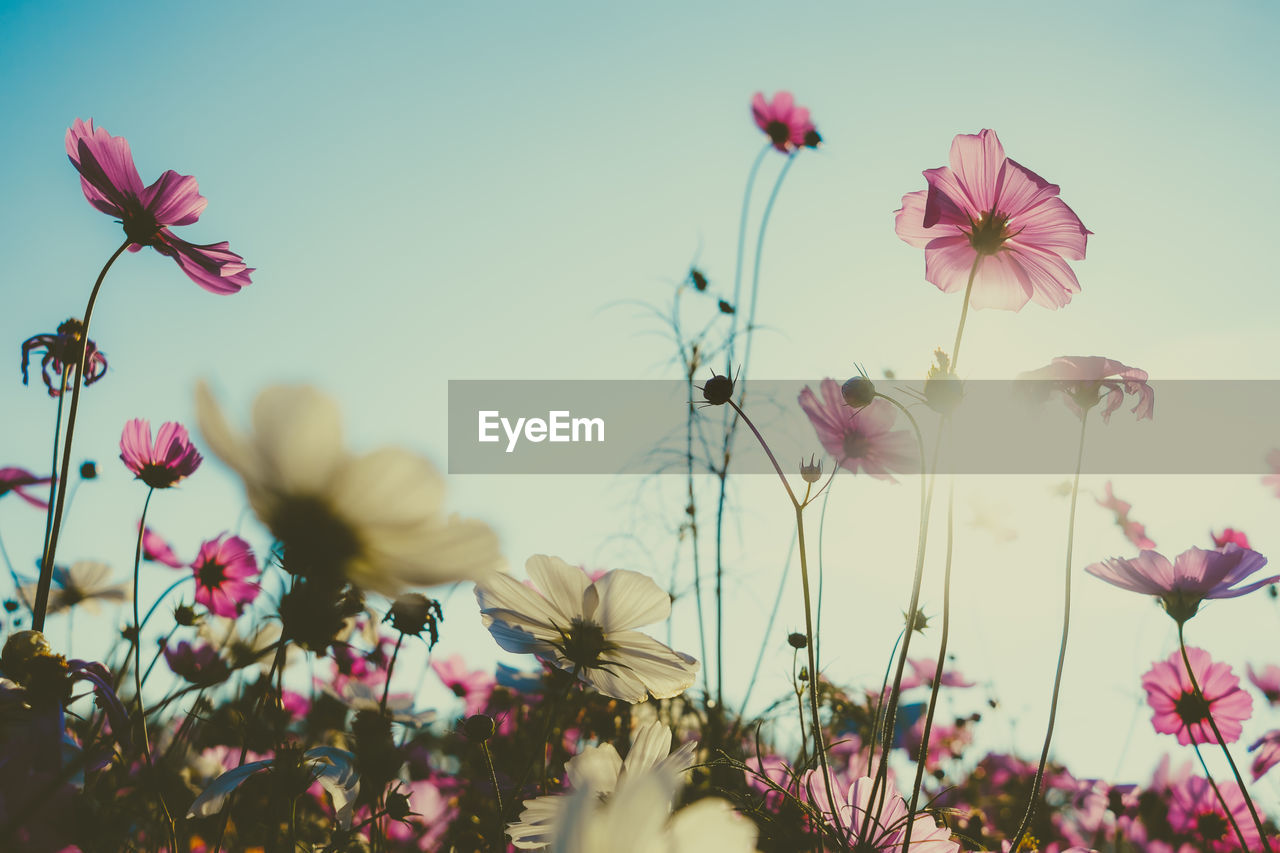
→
(787, 632, 807, 649)
(464, 713, 496, 741)
(174, 604, 199, 627)
(79, 461, 98, 479)
(386, 790, 413, 821)
(701, 373, 735, 406)
(799, 455, 822, 484)
(841, 374, 876, 409)
(387, 593, 442, 643)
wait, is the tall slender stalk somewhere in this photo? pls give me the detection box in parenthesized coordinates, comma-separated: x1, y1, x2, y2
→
(38, 364, 71, 579)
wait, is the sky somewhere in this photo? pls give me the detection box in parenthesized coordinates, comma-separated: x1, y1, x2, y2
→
(2, 0, 1280, 803)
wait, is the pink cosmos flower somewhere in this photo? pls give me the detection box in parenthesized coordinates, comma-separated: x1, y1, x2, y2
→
(1142, 647, 1252, 746)
(1247, 730, 1280, 783)
(21, 319, 107, 397)
(751, 92, 818, 153)
(119, 419, 202, 488)
(1019, 357, 1154, 422)
(430, 654, 496, 717)
(1095, 482, 1156, 550)
(191, 533, 259, 617)
(1212, 527, 1251, 550)
(1248, 664, 1280, 706)
(66, 119, 252, 294)
(0, 467, 53, 510)
(895, 129, 1090, 311)
(898, 657, 976, 691)
(1086, 545, 1278, 624)
(164, 640, 232, 686)
(798, 379, 917, 482)
(809, 775, 959, 852)
(904, 717, 974, 772)
(140, 523, 186, 568)
(1169, 775, 1260, 853)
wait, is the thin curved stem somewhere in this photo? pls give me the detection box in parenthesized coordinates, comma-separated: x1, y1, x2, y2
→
(1192, 740, 1252, 853)
(738, 152, 797, 388)
(33, 239, 131, 631)
(736, 528, 797, 720)
(1177, 624, 1273, 851)
(380, 632, 405, 714)
(685, 370, 711, 701)
(139, 575, 192, 633)
(38, 364, 71, 581)
(949, 256, 981, 373)
(1006, 410, 1089, 852)
(727, 142, 772, 367)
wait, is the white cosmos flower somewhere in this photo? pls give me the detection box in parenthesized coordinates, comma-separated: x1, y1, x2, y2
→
(509, 720, 698, 849)
(186, 746, 360, 828)
(553, 765, 759, 853)
(475, 555, 699, 703)
(22, 561, 129, 615)
(195, 382, 504, 595)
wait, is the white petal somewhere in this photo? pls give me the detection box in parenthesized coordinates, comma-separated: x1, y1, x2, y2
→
(329, 447, 445, 530)
(591, 570, 671, 632)
(368, 514, 504, 589)
(509, 794, 568, 848)
(194, 380, 258, 483)
(308, 747, 361, 828)
(526, 556, 591, 621)
(250, 385, 347, 494)
(603, 632, 699, 701)
(476, 572, 567, 631)
(623, 721, 672, 775)
(186, 760, 272, 818)
(566, 743, 623, 793)
(579, 662, 652, 704)
(666, 799, 758, 853)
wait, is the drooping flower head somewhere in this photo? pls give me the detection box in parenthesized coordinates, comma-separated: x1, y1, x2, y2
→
(798, 379, 917, 482)
(0, 467, 53, 510)
(1019, 356, 1154, 422)
(1169, 774, 1261, 852)
(119, 419, 203, 489)
(190, 533, 259, 617)
(751, 92, 817, 153)
(21, 319, 107, 397)
(475, 555, 699, 703)
(66, 119, 252, 294)
(896, 129, 1090, 311)
(1086, 545, 1278, 624)
(1096, 482, 1156, 550)
(1142, 647, 1252, 746)
(195, 383, 504, 595)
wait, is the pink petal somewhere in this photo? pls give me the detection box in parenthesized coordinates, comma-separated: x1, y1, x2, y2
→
(965, 251, 1034, 311)
(152, 232, 254, 294)
(947, 129, 1006, 214)
(141, 170, 207, 227)
(1000, 243, 1080, 309)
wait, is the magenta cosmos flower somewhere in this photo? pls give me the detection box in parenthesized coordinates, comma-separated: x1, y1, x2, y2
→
(1096, 482, 1155, 550)
(1086, 545, 1278, 624)
(1142, 646, 1252, 746)
(1212, 527, 1251, 549)
(0, 467, 53, 509)
(895, 129, 1090, 311)
(798, 379, 917, 482)
(751, 92, 819, 153)
(430, 654, 495, 717)
(140, 523, 186, 568)
(119, 419, 203, 489)
(1169, 774, 1260, 853)
(21, 319, 107, 397)
(1251, 730, 1280, 781)
(191, 533, 259, 617)
(899, 657, 976, 691)
(1019, 356, 1153, 422)
(66, 119, 252, 294)
(809, 775, 959, 853)
(1248, 664, 1280, 706)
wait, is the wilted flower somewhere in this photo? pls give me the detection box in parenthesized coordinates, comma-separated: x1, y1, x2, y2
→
(1096, 482, 1155, 550)
(21, 319, 107, 397)
(476, 555, 698, 703)
(751, 91, 816, 154)
(119, 419, 202, 489)
(0, 467, 52, 510)
(195, 383, 503, 595)
(798, 379, 916, 481)
(1142, 647, 1252, 746)
(22, 562, 128, 616)
(1018, 356, 1153, 422)
(190, 533, 259, 617)
(1086, 545, 1278, 624)
(66, 118, 252, 294)
(895, 128, 1090, 311)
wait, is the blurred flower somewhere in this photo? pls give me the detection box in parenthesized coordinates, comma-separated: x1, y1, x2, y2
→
(187, 745, 359, 827)
(799, 379, 916, 482)
(1248, 663, 1280, 706)
(22, 562, 128, 615)
(195, 383, 504, 594)
(904, 716, 974, 772)
(164, 640, 231, 686)
(809, 774, 959, 852)
(895, 128, 1090, 311)
(1019, 356, 1153, 422)
(65, 118, 252, 294)
(1142, 647, 1252, 746)
(1265, 449, 1280, 498)
(191, 533, 259, 617)
(1168, 774, 1259, 853)
(20, 319, 107, 397)
(476, 555, 698, 703)
(1250, 730, 1280, 781)
(1212, 527, 1251, 550)
(509, 720, 698, 848)
(140, 523, 186, 568)
(119, 419, 202, 489)
(1086, 545, 1277, 624)
(898, 657, 975, 691)
(751, 91, 816, 154)
(1095, 482, 1155, 550)
(0, 467, 52, 510)
(430, 654, 495, 717)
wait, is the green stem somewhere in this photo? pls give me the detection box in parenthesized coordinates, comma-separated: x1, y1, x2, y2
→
(1192, 740, 1252, 853)
(949, 256, 981, 373)
(380, 632, 405, 714)
(1005, 410, 1089, 853)
(33, 239, 131, 631)
(37, 364, 71, 589)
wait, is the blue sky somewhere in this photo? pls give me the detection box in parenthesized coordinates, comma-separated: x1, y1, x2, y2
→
(3, 0, 1280, 797)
